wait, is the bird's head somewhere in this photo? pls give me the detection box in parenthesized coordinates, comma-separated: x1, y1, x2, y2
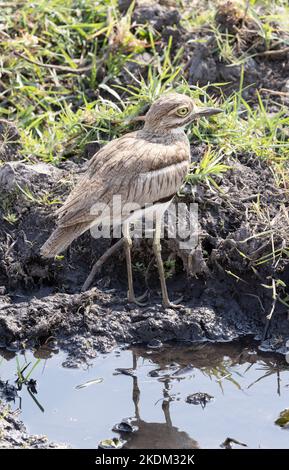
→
(143, 93, 223, 133)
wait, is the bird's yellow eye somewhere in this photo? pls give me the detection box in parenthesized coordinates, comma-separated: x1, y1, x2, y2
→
(176, 106, 189, 117)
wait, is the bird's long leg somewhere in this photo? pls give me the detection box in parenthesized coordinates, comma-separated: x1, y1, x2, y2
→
(123, 222, 147, 306)
(152, 216, 182, 309)
(81, 238, 124, 292)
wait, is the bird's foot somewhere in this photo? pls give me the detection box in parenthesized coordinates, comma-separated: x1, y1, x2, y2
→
(127, 290, 149, 307)
(162, 295, 183, 310)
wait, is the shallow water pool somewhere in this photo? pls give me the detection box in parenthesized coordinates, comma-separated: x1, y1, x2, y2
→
(1, 339, 289, 448)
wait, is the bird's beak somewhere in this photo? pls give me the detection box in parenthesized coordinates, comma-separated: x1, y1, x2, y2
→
(192, 107, 223, 119)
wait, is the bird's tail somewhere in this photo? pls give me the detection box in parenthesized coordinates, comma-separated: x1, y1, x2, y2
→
(40, 223, 89, 258)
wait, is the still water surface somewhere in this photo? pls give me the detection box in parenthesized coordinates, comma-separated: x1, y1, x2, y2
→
(1, 340, 289, 448)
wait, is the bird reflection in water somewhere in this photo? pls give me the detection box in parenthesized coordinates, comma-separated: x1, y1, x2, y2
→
(120, 351, 199, 449)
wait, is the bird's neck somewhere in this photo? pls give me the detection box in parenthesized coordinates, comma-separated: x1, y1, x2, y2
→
(142, 125, 186, 137)
(138, 127, 188, 147)
(170, 126, 186, 134)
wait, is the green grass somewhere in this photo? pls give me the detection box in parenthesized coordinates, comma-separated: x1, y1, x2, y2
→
(0, 1, 288, 183)
(1, 1, 289, 194)
(0, 0, 289, 190)
(0, 0, 288, 187)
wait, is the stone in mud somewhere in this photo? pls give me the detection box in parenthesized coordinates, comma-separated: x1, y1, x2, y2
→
(184, 1, 289, 98)
(186, 392, 214, 407)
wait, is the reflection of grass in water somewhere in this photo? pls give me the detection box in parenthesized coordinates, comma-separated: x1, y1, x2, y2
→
(246, 360, 289, 393)
(16, 356, 41, 384)
(200, 358, 289, 395)
(199, 357, 289, 394)
(15, 356, 44, 412)
(199, 360, 243, 394)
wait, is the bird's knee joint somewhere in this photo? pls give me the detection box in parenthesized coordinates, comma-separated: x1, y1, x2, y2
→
(153, 241, 161, 253)
(124, 237, 132, 248)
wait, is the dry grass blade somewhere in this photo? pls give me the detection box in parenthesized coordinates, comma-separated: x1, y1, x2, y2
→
(14, 52, 95, 74)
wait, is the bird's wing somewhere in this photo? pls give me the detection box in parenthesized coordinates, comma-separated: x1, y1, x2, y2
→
(57, 131, 189, 228)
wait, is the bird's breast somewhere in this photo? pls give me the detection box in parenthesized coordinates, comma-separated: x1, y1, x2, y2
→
(130, 159, 189, 206)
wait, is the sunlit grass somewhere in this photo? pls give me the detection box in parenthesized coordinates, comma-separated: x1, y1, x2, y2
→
(0, 0, 288, 184)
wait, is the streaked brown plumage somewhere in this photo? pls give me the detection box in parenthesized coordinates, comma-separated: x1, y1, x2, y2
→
(41, 93, 222, 307)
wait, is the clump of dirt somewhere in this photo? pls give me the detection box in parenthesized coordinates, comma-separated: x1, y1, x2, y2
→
(0, 162, 70, 290)
(0, 161, 112, 293)
(215, 0, 288, 57)
(215, 1, 246, 33)
(132, 1, 184, 47)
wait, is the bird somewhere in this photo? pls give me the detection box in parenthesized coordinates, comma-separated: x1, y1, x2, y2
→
(41, 93, 222, 308)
